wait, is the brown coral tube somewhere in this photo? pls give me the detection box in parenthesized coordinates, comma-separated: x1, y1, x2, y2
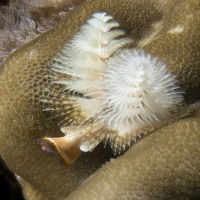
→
(67, 107, 200, 199)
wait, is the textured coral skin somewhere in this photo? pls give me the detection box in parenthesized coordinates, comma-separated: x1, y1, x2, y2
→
(0, 0, 199, 199)
(143, 0, 200, 103)
(67, 107, 200, 199)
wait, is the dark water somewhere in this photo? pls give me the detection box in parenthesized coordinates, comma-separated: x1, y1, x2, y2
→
(0, 0, 9, 6)
(0, 157, 24, 200)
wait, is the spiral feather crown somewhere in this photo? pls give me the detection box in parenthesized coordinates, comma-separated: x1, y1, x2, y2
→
(46, 12, 186, 154)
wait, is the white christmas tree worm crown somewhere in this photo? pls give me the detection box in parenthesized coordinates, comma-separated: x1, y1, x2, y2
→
(42, 12, 188, 164)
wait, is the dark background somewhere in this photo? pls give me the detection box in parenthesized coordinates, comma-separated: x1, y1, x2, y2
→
(0, 0, 9, 6)
(0, 157, 24, 200)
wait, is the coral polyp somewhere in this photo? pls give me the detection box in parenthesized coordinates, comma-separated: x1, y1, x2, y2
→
(43, 12, 187, 160)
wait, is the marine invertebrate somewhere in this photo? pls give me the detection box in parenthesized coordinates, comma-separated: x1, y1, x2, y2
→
(43, 12, 187, 161)
(0, 0, 199, 199)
